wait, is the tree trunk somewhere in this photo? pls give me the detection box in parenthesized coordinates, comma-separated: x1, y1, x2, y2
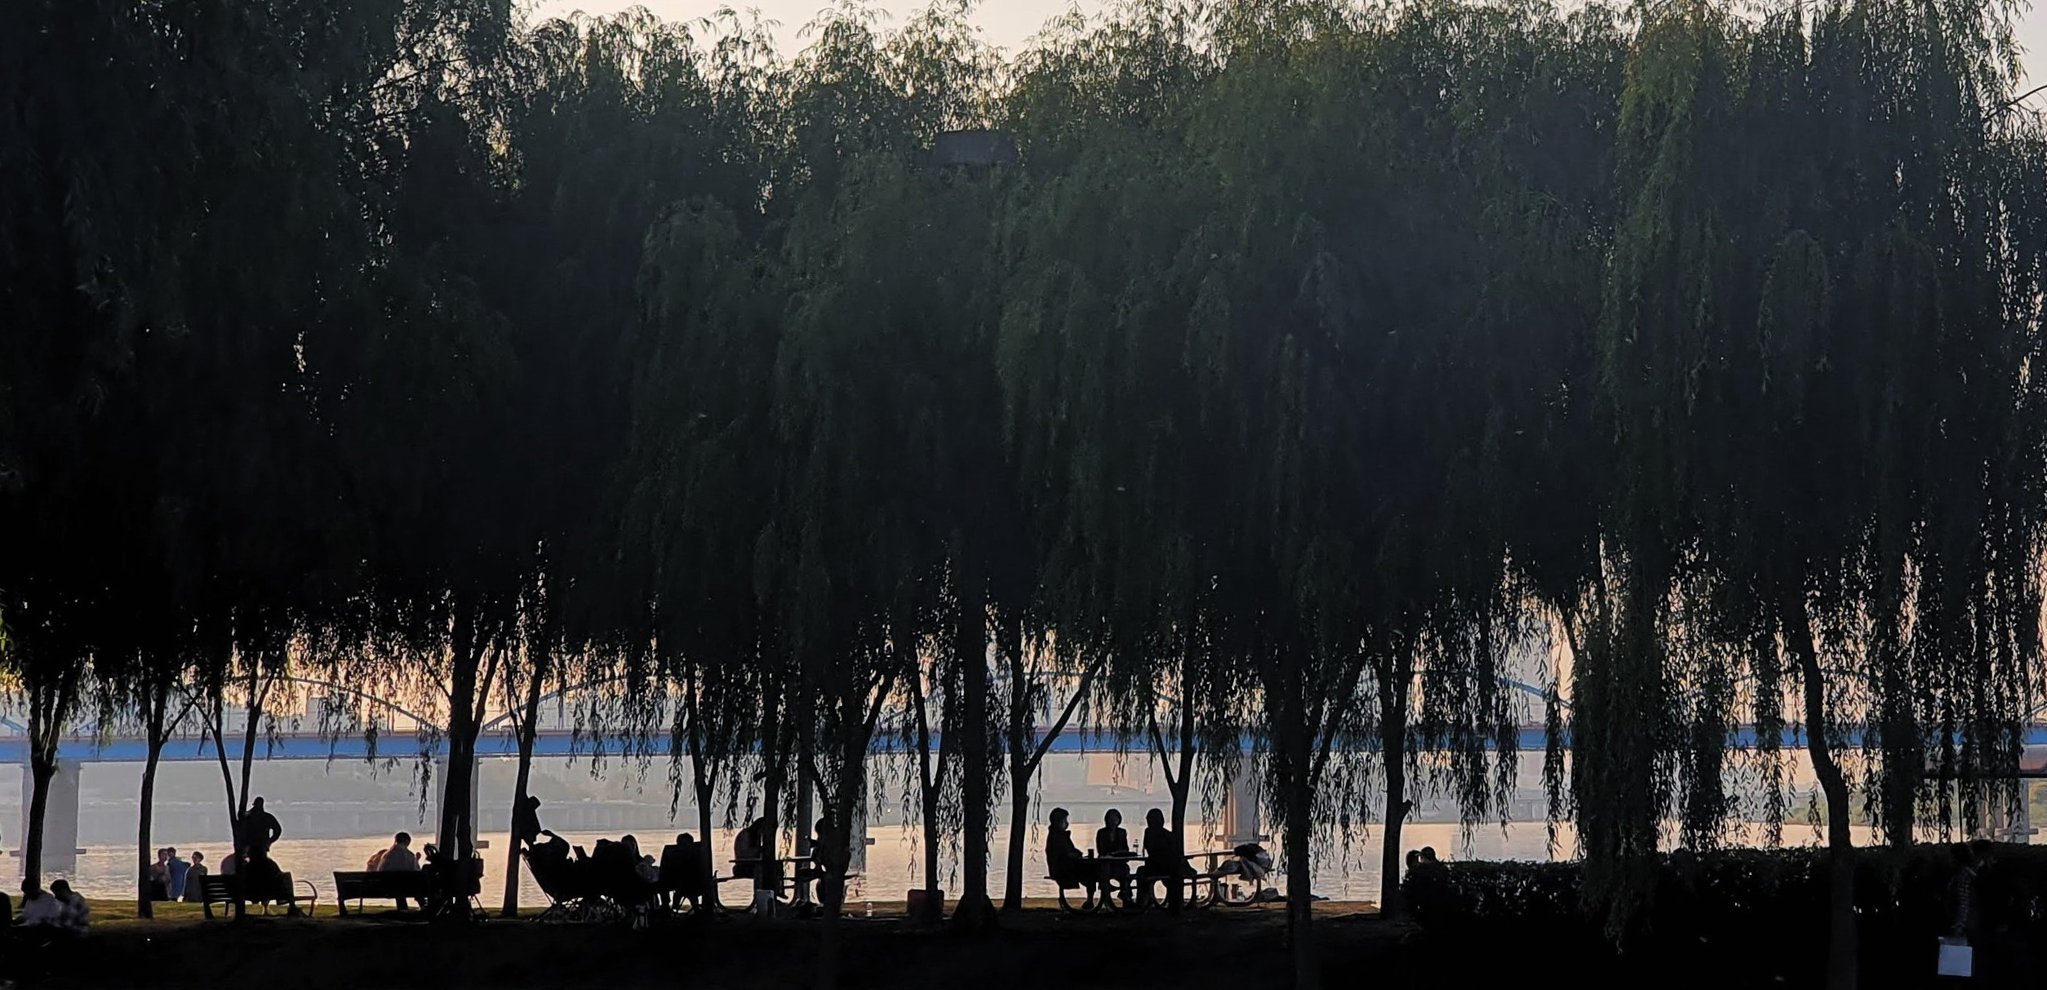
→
(814, 741, 863, 990)
(1003, 766, 1030, 912)
(756, 684, 785, 912)
(437, 617, 486, 920)
(1786, 591, 1857, 990)
(952, 558, 994, 928)
(1284, 766, 1318, 989)
(500, 662, 544, 917)
(1166, 689, 1196, 912)
(1378, 736, 1407, 921)
(138, 732, 166, 918)
(909, 659, 946, 925)
(1377, 670, 1410, 920)
(206, 700, 246, 920)
(1274, 673, 1321, 990)
(696, 775, 720, 911)
(237, 669, 265, 821)
(23, 757, 54, 889)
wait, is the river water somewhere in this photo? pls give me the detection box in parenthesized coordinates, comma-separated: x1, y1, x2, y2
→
(45, 819, 1573, 908)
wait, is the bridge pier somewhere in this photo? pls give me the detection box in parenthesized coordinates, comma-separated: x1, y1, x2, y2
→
(16, 760, 82, 875)
(433, 751, 484, 851)
(1216, 762, 1265, 846)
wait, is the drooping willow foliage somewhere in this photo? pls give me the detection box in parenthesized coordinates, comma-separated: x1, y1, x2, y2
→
(3, 0, 2045, 985)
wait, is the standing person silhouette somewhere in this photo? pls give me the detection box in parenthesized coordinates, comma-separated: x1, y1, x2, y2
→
(241, 796, 283, 858)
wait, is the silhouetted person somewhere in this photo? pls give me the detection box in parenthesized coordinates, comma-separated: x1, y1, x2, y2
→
(18, 881, 55, 928)
(1096, 809, 1134, 906)
(379, 832, 422, 910)
(1138, 808, 1194, 908)
(733, 818, 765, 879)
(165, 847, 191, 901)
(241, 796, 283, 859)
(242, 848, 287, 908)
(148, 847, 173, 900)
(660, 833, 707, 912)
(1045, 807, 1097, 904)
(49, 881, 88, 934)
(183, 851, 209, 902)
(810, 816, 850, 912)
(513, 796, 544, 848)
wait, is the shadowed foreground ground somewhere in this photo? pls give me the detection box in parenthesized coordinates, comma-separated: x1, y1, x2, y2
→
(14, 899, 1408, 990)
(8, 897, 1838, 989)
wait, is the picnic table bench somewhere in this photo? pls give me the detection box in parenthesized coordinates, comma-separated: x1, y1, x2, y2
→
(333, 871, 431, 915)
(730, 856, 863, 912)
(1049, 851, 1250, 912)
(197, 872, 318, 919)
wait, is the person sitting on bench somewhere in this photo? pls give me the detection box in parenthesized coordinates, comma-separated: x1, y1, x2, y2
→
(378, 832, 422, 910)
(1045, 808, 1097, 902)
(1137, 808, 1195, 906)
(658, 833, 706, 912)
(1095, 809, 1135, 906)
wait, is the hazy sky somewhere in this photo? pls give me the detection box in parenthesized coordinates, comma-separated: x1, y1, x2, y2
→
(535, 0, 2047, 84)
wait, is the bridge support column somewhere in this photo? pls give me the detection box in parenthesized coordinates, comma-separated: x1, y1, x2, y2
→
(1216, 761, 1265, 846)
(433, 751, 484, 850)
(17, 760, 81, 875)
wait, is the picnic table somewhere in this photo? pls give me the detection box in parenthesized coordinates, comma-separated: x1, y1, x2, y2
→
(729, 854, 866, 914)
(1181, 850, 1258, 907)
(1049, 850, 1253, 913)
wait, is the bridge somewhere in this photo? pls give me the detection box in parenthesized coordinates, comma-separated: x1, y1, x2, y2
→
(10, 672, 2047, 874)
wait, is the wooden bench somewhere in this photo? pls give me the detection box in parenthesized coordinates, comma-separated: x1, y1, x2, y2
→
(198, 872, 317, 919)
(333, 871, 431, 915)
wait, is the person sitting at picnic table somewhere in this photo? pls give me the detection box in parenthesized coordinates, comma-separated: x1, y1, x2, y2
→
(1095, 808, 1135, 907)
(183, 851, 209, 902)
(808, 816, 852, 912)
(1137, 808, 1195, 907)
(732, 818, 765, 879)
(1045, 807, 1097, 902)
(659, 833, 707, 912)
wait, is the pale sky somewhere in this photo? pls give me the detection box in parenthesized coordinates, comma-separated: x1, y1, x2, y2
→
(535, 0, 2047, 84)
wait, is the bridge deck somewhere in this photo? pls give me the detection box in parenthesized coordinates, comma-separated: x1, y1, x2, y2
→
(6, 726, 2047, 764)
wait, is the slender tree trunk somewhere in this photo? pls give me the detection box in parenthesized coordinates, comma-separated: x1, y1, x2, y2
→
(756, 680, 785, 912)
(1785, 591, 1857, 990)
(696, 775, 720, 911)
(912, 671, 944, 924)
(206, 699, 246, 919)
(500, 660, 545, 917)
(1377, 668, 1410, 920)
(814, 734, 863, 990)
(1274, 666, 1321, 990)
(1003, 764, 1030, 912)
(436, 615, 491, 920)
(24, 756, 54, 889)
(138, 731, 166, 918)
(236, 667, 266, 822)
(1166, 689, 1196, 912)
(952, 558, 994, 928)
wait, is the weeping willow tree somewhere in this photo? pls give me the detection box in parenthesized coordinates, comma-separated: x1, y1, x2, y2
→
(1590, 4, 2047, 987)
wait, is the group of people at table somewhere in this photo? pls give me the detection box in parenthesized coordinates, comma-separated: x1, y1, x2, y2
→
(1046, 807, 1273, 908)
